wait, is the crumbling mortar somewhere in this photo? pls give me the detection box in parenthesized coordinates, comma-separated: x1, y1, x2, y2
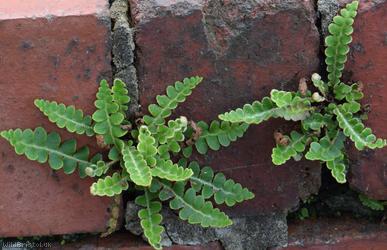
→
(110, 0, 139, 118)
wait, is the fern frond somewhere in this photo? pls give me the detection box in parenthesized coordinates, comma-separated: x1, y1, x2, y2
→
(326, 156, 347, 183)
(112, 79, 130, 114)
(219, 97, 275, 124)
(85, 158, 120, 178)
(188, 161, 254, 206)
(271, 90, 313, 120)
(305, 131, 345, 162)
(1, 127, 100, 177)
(152, 159, 193, 182)
(311, 73, 328, 96)
(272, 131, 308, 165)
(325, 1, 359, 86)
(302, 113, 327, 132)
(155, 117, 188, 159)
(137, 126, 158, 167)
(122, 143, 152, 186)
(144, 76, 203, 129)
(34, 99, 94, 136)
(333, 107, 387, 150)
(333, 82, 363, 102)
(158, 181, 232, 228)
(90, 172, 129, 197)
(92, 79, 127, 146)
(219, 91, 312, 124)
(194, 120, 248, 154)
(358, 194, 385, 211)
(135, 190, 164, 250)
(155, 116, 187, 144)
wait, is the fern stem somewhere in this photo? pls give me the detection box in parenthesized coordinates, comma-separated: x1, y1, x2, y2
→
(106, 159, 120, 168)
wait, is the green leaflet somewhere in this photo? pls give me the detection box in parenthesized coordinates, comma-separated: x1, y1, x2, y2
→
(219, 91, 312, 124)
(188, 161, 254, 206)
(137, 126, 158, 167)
(34, 99, 94, 136)
(136, 190, 164, 250)
(325, 1, 358, 86)
(272, 131, 308, 165)
(112, 79, 130, 114)
(90, 172, 129, 197)
(152, 159, 193, 182)
(194, 120, 249, 154)
(326, 156, 347, 184)
(85, 159, 119, 178)
(144, 76, 203, 129)
(333, 82, 363, 102)
(271, 90, 313, 121)
(302, 113, 327, 132)
(333, 107, 387, 150)
(122, 143, 152, 187)
(358, 194, 385, 211)
(92, 79, 127, 146)
(305, 131, 345, 162)
(159, 181, 232, 228)
(311, 73, 328, 96)
(218, 97, 276, 124)
(156, 117, 187, 144)
(0, 127, 100, 178)
(155, 116, 188, 158)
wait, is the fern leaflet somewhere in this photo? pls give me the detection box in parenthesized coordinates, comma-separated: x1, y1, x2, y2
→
(1, 127, 100, 177)
(325, 1, 358, 86)
(188, 161, 254, 206)
(90, 172, 129, 196)
(333, 106, 387, 150)
(158, 181, 232, 228)
(92, 79, 127, 146)
(136, 190, 164, 250)
(144, 76, 203, 130)
(122, 143, 152, 187)
(194, 120, 248, 154)
(34, 99, 94, 136)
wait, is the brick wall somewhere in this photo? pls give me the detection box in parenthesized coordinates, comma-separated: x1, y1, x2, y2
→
(0, 0, 386, 248)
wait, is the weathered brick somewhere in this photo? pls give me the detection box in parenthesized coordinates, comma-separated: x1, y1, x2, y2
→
(130, 0, 321, 215)
(319, 0, 387, 199)
(0, 0, 113, 236)
(277, 217, 387, 250)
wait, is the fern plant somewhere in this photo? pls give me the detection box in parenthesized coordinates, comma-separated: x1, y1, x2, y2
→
(1, 77, 254, 249)
(358, 194, 386, 211)
(219, 1, 387, 184)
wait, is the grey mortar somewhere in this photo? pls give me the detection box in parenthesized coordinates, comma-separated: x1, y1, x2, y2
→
(110, 0, 139, 117)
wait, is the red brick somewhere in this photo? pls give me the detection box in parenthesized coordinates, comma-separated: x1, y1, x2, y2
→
(52, 232, 223, 250)
(0, 0, 113, 236)
(130, 0, 321, 215)
(334, 0, 387, 199)
(276, 217, 387, 250)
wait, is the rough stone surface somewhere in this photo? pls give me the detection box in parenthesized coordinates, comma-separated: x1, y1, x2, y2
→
(0, 0, 113, 237)
(216, 214, 288, 250)
(319, 0, 387, 199)
(125, 201, 287, 250)
(111, 0, 139, 117)
(130, 0, 322, 216)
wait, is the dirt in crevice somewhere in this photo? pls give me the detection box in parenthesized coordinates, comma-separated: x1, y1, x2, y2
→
(288, 166, 386, 223)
